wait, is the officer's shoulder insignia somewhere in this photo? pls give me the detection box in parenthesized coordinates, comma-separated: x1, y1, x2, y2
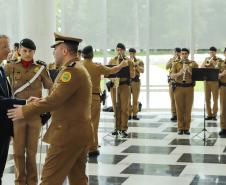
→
(34, 66, 40, 73)
(36, 60, 47, 67)
(7, 59, 17, 64)
(67, 61, 76, 67)
(60, 71, 72, 82)
(15, 60, 21, 64)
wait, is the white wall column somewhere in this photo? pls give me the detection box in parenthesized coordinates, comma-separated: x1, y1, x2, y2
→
(19, 0, 56, 64)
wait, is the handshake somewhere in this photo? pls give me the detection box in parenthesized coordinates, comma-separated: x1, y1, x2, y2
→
(27, 96, 42, 103)
(8, 96, 51, 125)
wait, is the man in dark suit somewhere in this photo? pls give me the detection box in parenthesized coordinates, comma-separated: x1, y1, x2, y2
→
(0, 35, 26, 185)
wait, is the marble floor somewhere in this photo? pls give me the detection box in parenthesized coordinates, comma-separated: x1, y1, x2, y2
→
(3, 110, 226, 185)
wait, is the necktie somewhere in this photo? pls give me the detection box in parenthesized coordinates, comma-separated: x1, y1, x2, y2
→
(0, 66, 9, 96)
(0, 66, 4, 79)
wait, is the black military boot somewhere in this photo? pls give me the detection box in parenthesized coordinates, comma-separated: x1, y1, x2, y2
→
(219, 129, 226, 136)
(184, 130, 190, 135)
(112, 129, 119, 136)
(121, 130, 128, 138)
(177, 130, 183, 135)
(88, 150, 100, 157)
(212, 116, 217, 121)
(128, 116, 131, 120)
(170, 116, 177, 122)
(205, 116, 212, 120)
(132, 115, 140, 120)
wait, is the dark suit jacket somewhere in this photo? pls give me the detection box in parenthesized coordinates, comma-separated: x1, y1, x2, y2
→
(0, 67, 26, 139)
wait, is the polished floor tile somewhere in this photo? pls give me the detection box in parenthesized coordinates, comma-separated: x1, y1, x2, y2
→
(3, 111, 226, 185)
(209, 132, 226, 139)
(169, 139, 216, 146)
(127, 132, 167, 139)
(158, 118, 173, 122)
(6, 154, 13, 161)
(128, 122, 161, 128)
(89, 175, 128, 185)
(138, 115, 157, 119)
(121, 163, 186, 176)
(99, 136, 127, 146)
(162, 127, 178, 132)
(198, 122, 218, 127)
(177, 153, 226, 164)
(190, 175, 226, 185)
(88, 154, 127, 164)
(122, 145, 176, 154)
(4, 166, 14, 174)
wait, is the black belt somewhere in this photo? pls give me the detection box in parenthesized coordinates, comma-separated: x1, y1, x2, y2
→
(132, 75, 140, 82)
(92, 93, 100, 96)
(119, 80, 130, 86)
(219, 81, 226, 87)
(175, 83, 194, 87)
(132, 78, 140, 82)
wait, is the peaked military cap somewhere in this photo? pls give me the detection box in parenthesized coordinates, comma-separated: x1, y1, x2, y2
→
(20, 38, 36, 50)
(51, 32, 82, 48)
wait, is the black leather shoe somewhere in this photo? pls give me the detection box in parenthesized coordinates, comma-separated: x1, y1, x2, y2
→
(212, 116, 217, 121)
(121, 130, 128, 138)
(178, 130, 183, 135)
(170, 116, 177, 121)
(112, 129, 119, 136)
(128, 116, 131, 120)
(88, 150, 100, 157)
(132, 116, 140, 120)
(219, 129, 226, 136)
(205, 116, 212, 120)
(184, 130, 190, 135)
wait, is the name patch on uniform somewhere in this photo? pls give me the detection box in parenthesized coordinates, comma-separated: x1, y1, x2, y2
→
(60, 72, 72, 82)
(34, 67, 40, 73)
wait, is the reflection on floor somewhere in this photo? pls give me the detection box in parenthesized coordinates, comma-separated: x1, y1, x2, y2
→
(3, 111, 226, 185)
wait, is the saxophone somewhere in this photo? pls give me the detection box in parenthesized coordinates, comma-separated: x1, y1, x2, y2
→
(205, 57, 213, 67)
(182, 60, 188, 83)
(113, 54, 124, 88)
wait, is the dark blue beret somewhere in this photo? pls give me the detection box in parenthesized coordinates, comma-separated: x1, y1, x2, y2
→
(116, 43, 126, 50)
(129, 48, 136, 53)
(20, 38, 36, 50)
(82, 45, 93, 55)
